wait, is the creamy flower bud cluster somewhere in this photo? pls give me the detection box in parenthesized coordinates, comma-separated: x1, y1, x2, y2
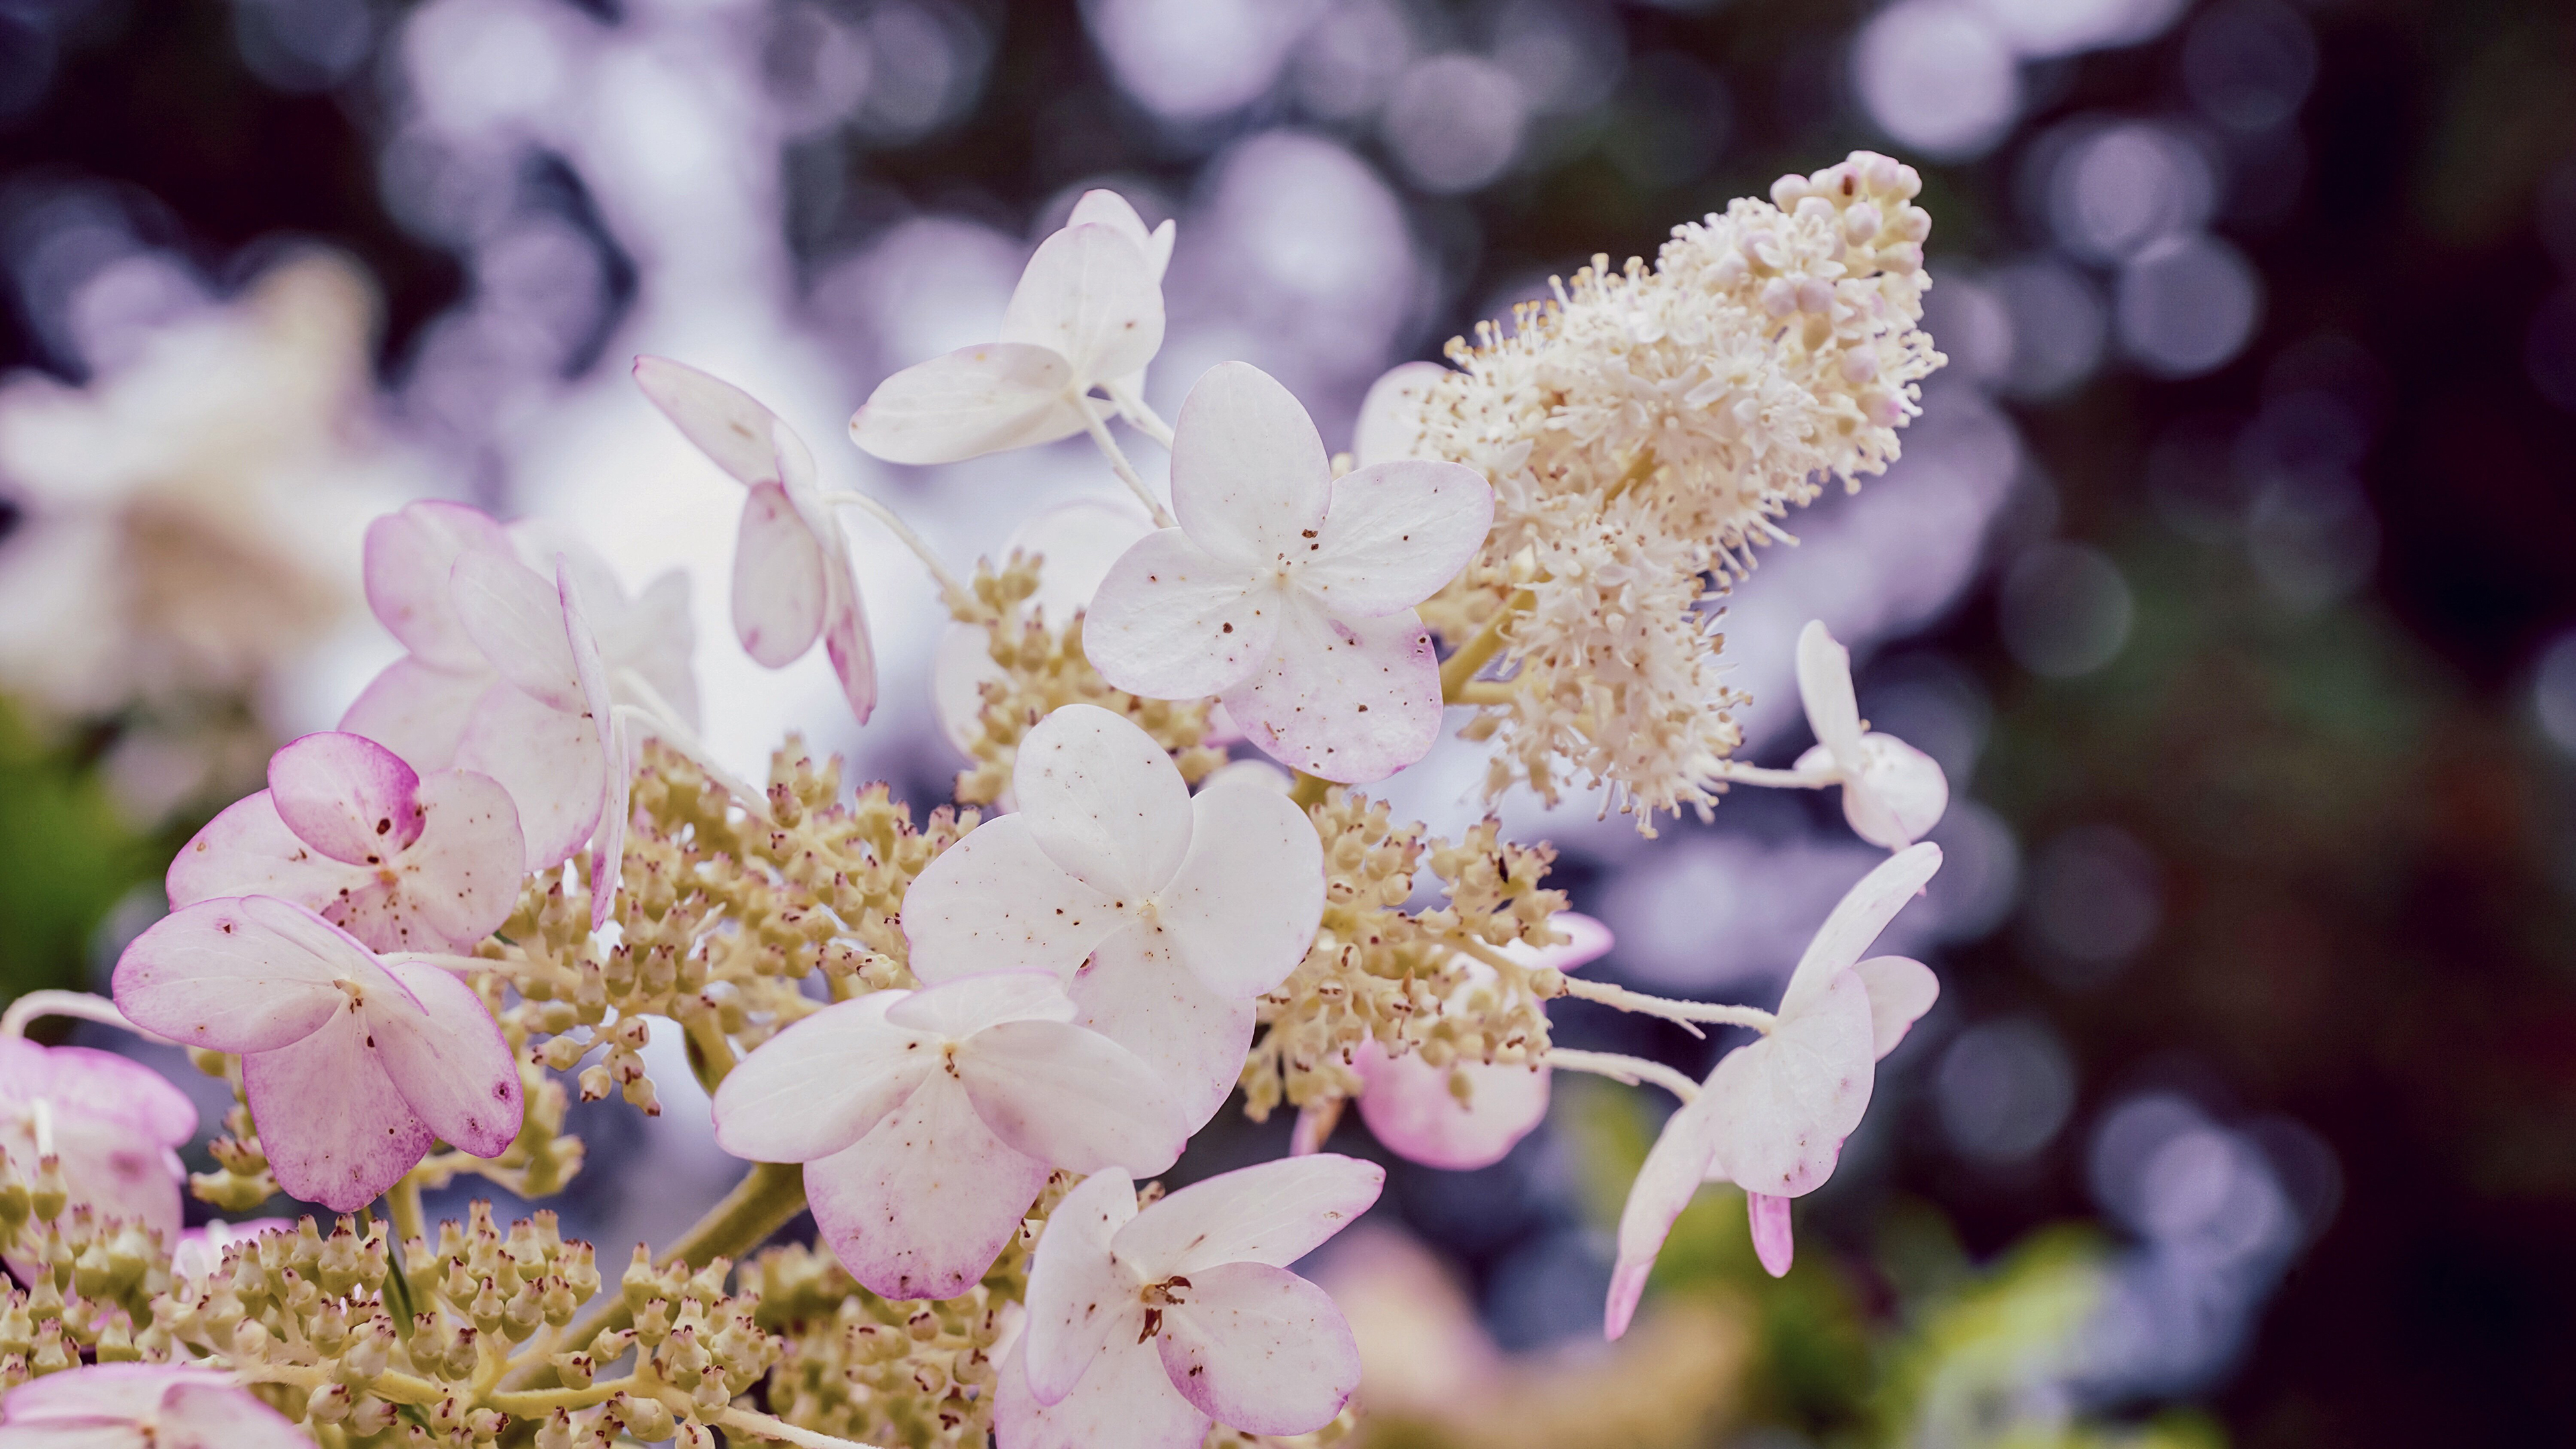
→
(0, 1146, 173, 1387)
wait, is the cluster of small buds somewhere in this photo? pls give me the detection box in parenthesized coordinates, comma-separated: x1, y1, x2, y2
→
(179, 1051, 286, 1212)
(519, 1244, 780, 1448)
(152, 1214, 408, 1436)
(1243, 794, 1567, 1120)
(0, 1147, 170, 1389)
(745, 1233, 1023, 1449)
(949, 552, 1228, 806)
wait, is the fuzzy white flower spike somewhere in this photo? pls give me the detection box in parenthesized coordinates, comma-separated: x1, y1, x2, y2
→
(1794, 620, 1949, 849)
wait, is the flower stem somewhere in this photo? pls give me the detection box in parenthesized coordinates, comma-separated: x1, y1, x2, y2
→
(0, 990, 169, 1044)
(1102, 380, 1174, 449)
(1707, 761, 1839, 790)
(1556, 977, 1776, 1034)
(1599, 446, 1660, 505)
(1288, 771, 1333, 811)
(611, 677, 773, 825)
(719, 1405, 890, 1448)
(1078, 399, 1178, 528)
(386, 1174, 426, 1248)
(1543, 1049, 1701, 1104)
(1438, 590, 1534, 699)
(827, 491, 977, 614)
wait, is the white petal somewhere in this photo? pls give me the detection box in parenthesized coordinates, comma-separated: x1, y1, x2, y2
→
(631, 355, 791, 487)
(849, 343, 1088, 464)
(1224, 600, 1442, 784)
(996, 1333, 1208, 1449)
(112, 896, 357, 1055)
(731, 481, 829, 667)
(241, 1008, 429, 1213)
(1841, 734, 1950, 850)
(455, 685, 606, 872)
(1007, 496, 1159, 620)
(998, 223, 1165, 384)
(1022, 1167, 1142, 1406)
(1, 1364, 223, 1424)
(806, 1073, 1054, 1300)
(160, 1379, 313, 1448)
(1776, 842, 1941, 1016)
(1606, 1091, 1726, 1340)
(902, 816, 1128, 984)
(266, 731, 425, 867)
(883, 969, 1079, 1037)
(339, 657, 492, 772)
(370, 957, 523, 1159)
(1352, 361, 1448, 467)
(1066, 189, 1170, 282)
(1014, 704, 1197, 900)
(1167, 362, 1331, 569)
(1084, 530, 1278, 699)
(822, 551, 879, 725)
(1157, 1260, 1360, 1436)
(449, 551, 584, 712)
(712, 993, 937, 1163)
(1301, 460, 1493, 616)
(588, 714, 630, 934)
(164, 791, 372, 919)
(1155, 782, 1324, 1000)
(339, 769, 524, 953)
(1354, 1047, 1550, 1173)
(1852, 955, 1939, 1061)
(0, 1039, 199, 1146)
(1069, 928, 1257, 1132)
(1710, 969, 1877, 1198)
(957, 1020, 1186, 1175)
(1795, 621, 1867, 772)
(607, 570, 702, 729)
(362, 501, 511, 669)
(1112, 1153, 1383, 1282)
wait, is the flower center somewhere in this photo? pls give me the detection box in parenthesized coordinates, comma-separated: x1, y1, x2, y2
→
(1137, 1274, 1191, 1342)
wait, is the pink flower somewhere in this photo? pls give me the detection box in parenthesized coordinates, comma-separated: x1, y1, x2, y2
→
(0, 1039, 197, 1281)
(1603, 844, 1943, 1338)
(632, 356, 876, 724)
(1083, 362, 1493, 783)
(112, 896, 523, 1214)
(1341, 913, 1614, 1172)
(1792, 621, 1949, 849)
(0, 1363, 307, 1448)
(166, 731, 522, 953)
(999, 1154, 1383, 1449)
(902, 704, 1324, 1129)
(711, 970, 1189, 1301)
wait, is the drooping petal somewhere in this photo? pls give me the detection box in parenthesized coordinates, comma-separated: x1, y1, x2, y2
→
(996, 1333, 1209, 1449)
(1012, 704, 1197, 900)
(370, 957, 523, 1159)
(1352, 361, 1448, 467)
(1795, 621, 1868, 774)
(1224, 601, 1441, 784)
(805, 1073, 1054, 1300)
(1112, 1152, 1384, 1283)
(1154, 782, 1324, 1000)
(241, 1007, 431, 1212)
(712, 993, 937, 1163)
(0, 1040, 198, 1146)
(113, 896, 359, 1055)
(1709, 969, 1878, 1198)
(0, 1417, 140, 1448)
(956, 1020, 1187, 1175)
(1353, 1046, 1550, 1173)
(1851, 955, 1939, 1060)
(165, 790, 371, 917)
(1068, 928, 1258, 1132)
(998, 223, 1165, 385)
(266, 732, 426, 867)
(1, 1364, 229, 1428)
(1840, 734, 1950, 850)
(449, 551, 585, 712)
(1157, 1260, 1361, 1436)
(1301, 460, 1493, 617)
(631, 355, 792, 487)
(849, 343, 1088, 465)
(339, 657, 492, 773)
(1606, 1091, 1726, 1340)
(1065, 189, 1173, 282)
(902, 816, 1128, 984)
(1022, 1167, 1143, 1406)
(821, 537, 879, 726)
(1777, 842, 1941, 1017)
(1747, 1191, 1796, 1279)
(730, 480, 829, 667)
(455, 684, 607, 872)
(1084, 530, 1279, 699)
(362, 501, 511, 669)
(1167, 362, 1331, 569)
(588, 714, 631, 934)
(160, 1379, 315, 1449)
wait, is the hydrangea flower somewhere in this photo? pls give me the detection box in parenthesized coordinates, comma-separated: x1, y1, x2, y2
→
(0, 1363, 308, 1448)
(1000, 1154, 1383, 1449)
(1084, 363, 1494, 782)
(849, 192, 1169, 465)
(633, 356, 876, 723)
(1605, 843, 1942, 1338)
(710, 969, 1188, 1301)
(0, 1038, 197, 1280)
(165, 731, 523, 953)
(113, 896, 523, 1213)
(902, 703, 1324, 1128)
(1790, 620, 1948, 849)
(1344, 913, 1613, 1171)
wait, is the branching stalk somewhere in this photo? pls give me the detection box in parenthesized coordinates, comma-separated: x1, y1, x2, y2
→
(1078, 399, 1178, 527)
(1543, 1049, 1702, 1104)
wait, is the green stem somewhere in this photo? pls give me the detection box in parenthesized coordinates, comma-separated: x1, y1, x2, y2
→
(1438, 589, 1534, 699)
(1288, 772, 1333, 812)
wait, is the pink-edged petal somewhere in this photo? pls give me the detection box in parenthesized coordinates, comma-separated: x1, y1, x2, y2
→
(267, 732, 426, 865)
(1155, 782, 1324, 1000)
(1066, 189, 1172, 282)
(0, 1040, 198, 1146)
(956, 1020, 1187, 1175)
(0, 1421, 146, 1448)
(399, 767, 525, 948)
(1168, 362, 1330, 569)
(1112, 1153, 1383, 1282)
(1795, 621, 1867, 773)
(1607, 1091, 1726, 1340)
(1013, 704, 1196, 900)
(712, 993, 936, 1163)
(1353, 1046, 1549, 1172)
(632, 355, 790, 486)
(242, 1008, 430, 1212)
(822, 546, 878, 726)
(849, 343, 1088, 465)
(884, 969, 1079, 1037)
(1224, 602, 1440, 784)
(455, 684, 607, 872)
(1157, 1260, 1360, 1436)
(1352, 361, 1447, 467)
(1709, 970, 1877, 1199)
(160, 1379, 313, 1449)
(1532, 912, 1615, 973)
(1022, 1167, 1143, 1405)
(449, 551, 584, 712)
(559, 558, 616, 736)
(903, 816, 1128, 985)
(1301, 460, 1493, 617)
(1, 1364, 229, 1424)
(1069, 928, 1257, 1132)
(370, 957, 523, 1158)
(729, 481, 829, 667)
(998, 223, 1165, 384)
(363, 501, 511, 669)
(1747, 1191, 1795, 1279)
(339, 657, 492, 772)
(112, 896, 360, 1054)
(170, 1218, 293, 1282)
(997, 1334, 1208, 1449)
(0, 1106, 182, 1283)
(616, 570, 703, 728)
(1084, 530, 1278, 699)
(1852, 955, 1939, 1061)
(589, 715, 631, 933)
(1777, 842, 1941, 1017)
(1841, 734, 1949, 849)
(806, 1073, 1053, 1300)
(166, 790, 369, 914)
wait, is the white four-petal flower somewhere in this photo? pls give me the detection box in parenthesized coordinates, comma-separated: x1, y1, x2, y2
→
(1793, 620, 1949, 850)
(902, 703, 1324, 1128)
(710, 969, 1188, 1301)
(1604, 843, 1943, 1338)
(1085, 362, 1494, 782)
(1000, 1154, 1383, 1449)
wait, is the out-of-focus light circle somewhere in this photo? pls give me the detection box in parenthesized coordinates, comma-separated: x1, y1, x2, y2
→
(2181, 0, 2318, 133)
(2533, 631, 2576, 755)
(402, 0, 571, 134)
(1852, 0, 2021, 161)
(2116, 232, 2263, 378)
(2020, 823, 2161, 984)
(2247, 474, 2378, 612)
(1492, 0, 1624, 115)
(1971, 0, 2188, 58)
(2000, 542, 2133, 680)
(1289, 0, 1413, 120)
(1383, 54, 1527, 194)
(765, 1, 874, 138)
(1919, 273, 2015, 387)
(1924, 798, 2023, 943)
(2047, 122, 2217, 262)
(811, 216, 1022, 374)
(1085, 0, 1320, 121)
(1936, 1016, 2078, 1163)
(1990, 258, 2106, 399)
(235, 0, 377, 93)
(1184, 129, 1420, 383)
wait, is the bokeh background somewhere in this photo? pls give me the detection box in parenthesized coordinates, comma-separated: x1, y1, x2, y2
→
(3, 0, 2573, 1445)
